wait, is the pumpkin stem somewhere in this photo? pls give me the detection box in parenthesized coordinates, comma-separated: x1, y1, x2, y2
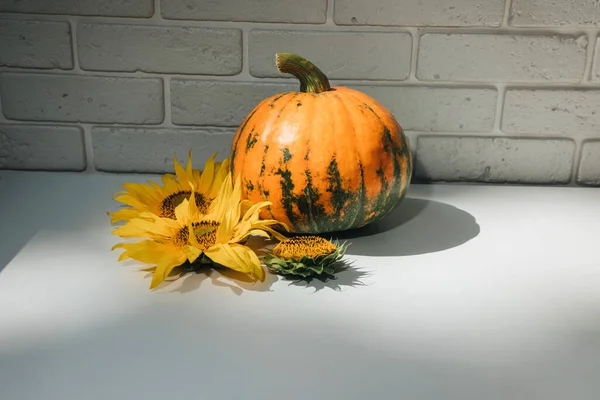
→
(275, 52, 331, 94)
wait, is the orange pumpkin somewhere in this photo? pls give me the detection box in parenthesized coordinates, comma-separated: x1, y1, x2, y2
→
(230, 52, 412, 234)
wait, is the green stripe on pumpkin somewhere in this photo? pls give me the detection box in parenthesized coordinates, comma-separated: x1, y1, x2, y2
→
(231, 106, 260, 177)
(282, 147, 292, 163)
(296, 169, 326, 233)
(259, 145, 269, 177)
(379, 125, 403, 218)
(352, 160, 368, 229)
(274, 167, 298, 229)
(359, 102, 408, 225)
(245, 129, 258, 153)
(325, 156, 361, 231)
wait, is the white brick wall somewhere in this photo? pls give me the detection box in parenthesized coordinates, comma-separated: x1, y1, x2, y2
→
(416, 136, 576, 184)
(577, 140, 600, 185)
(509, 0, 600, 27)
(0, 19, 73, 69)
(170, 81, 296, 126)
(334, 0, 506, 27)
(0, 124, 86, 170)
(161, 0, 328, 23)
(0, 73, 164, 124)
(249, 29, 412, 80)
(593, 37, 600, 81)
(0, 0, 599, 186)
(92, 126, 235, 173)
(417, 34, 588, 83)
(502, 89, 600, 135)
(0, 0, 154, 17)
(78, 23, 243, 74)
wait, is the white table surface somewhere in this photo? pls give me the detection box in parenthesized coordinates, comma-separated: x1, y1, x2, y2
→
(1, 170, 599, 400)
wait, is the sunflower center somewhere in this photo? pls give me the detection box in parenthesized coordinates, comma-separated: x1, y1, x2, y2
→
(173, 220, 220, 249)
(192, 220, 220, 250)
(273, 236, 337, 259)
(160, 191, 209, 218)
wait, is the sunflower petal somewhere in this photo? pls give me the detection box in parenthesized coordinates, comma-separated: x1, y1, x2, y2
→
(234, 228, 271, 243)
(252, 224, 289, 242)
(173, 153, 188, 186)
(210, 158, 230, 198)
(119, 183, 154, 204)
(198, 152, 217, 193)
(150, 252, 187, 289)
(113, 194, 149, 210)
(108, 208, 143, 224)
(183, 245, 202, 263)
(188, 189, 201, 220)
(174, 198, 189, 223)
(112, 240, 178, 265)
(215, 208, 237, 244)
(241, 201, 272, 224)
(229, 175, 243, 216)
(207, 172, 234, 220)
(161, 173, 181, 195)
(112, 217, 174, 239)
(185, 150, 194, 175)
(205, 243, 264, 281)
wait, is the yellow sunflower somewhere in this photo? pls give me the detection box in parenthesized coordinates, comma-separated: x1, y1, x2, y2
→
(108, 151, 229, 223)
(111, 173, 289, 289)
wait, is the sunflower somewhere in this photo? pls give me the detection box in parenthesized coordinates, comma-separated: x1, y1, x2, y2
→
(108, 152, 229, 223)
(111, 172, 289, 289)
(264, 236, 350, 279)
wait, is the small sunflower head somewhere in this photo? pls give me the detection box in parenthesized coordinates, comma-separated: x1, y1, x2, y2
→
(265, 236, 349, 279)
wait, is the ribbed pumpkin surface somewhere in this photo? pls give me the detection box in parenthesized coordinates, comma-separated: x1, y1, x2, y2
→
(230, 54, 412, 234)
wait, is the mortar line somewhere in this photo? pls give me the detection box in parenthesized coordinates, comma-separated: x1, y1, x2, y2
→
(586, 33, 598, 81)
(0, 82, 5, 122)
(81, 123, 95, 173)
(69, 17, 82, 72)
(240, 27, 252, 79)
(4, 65, 600, 89)
(570, 137, 585, 185)
(581, 32, 596, 82)
(162, 76, 173, 127)
(502, 0, 513, 27)
(1, 11, 598, 35)
(152, 0, 161, 21)
(492, 83, 507, 133)
(325, 0, 335, 26)
(407, 28, 419, 82)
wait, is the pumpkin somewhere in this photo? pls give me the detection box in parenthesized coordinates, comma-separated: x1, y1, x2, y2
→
(230, 52, 412, 234)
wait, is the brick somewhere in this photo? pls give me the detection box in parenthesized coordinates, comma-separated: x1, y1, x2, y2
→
(78, 23, 242, 75)
(418, 34, 587, 83)
(343, 84, 497, 132)
(161, 0, 327, 23)
(577, 141, 600, 186)
(415, 135, 575, 184)
(0, 73, 164, 124)
(510, 0, 600, 27)
(0, 20, 73, 69)
(92, 127, 235, 173)
(503, 89, 600, 135)
(593, 38, 600, 82)
(249, 29, 412, 80)
(0, 124, 86, 171)
(334, 0, 505, 27)
(0, 0, 153, 17)
(171, 80, 296, 126)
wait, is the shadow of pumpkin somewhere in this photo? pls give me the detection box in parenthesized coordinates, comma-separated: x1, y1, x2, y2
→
(327, 197, 480, 257)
